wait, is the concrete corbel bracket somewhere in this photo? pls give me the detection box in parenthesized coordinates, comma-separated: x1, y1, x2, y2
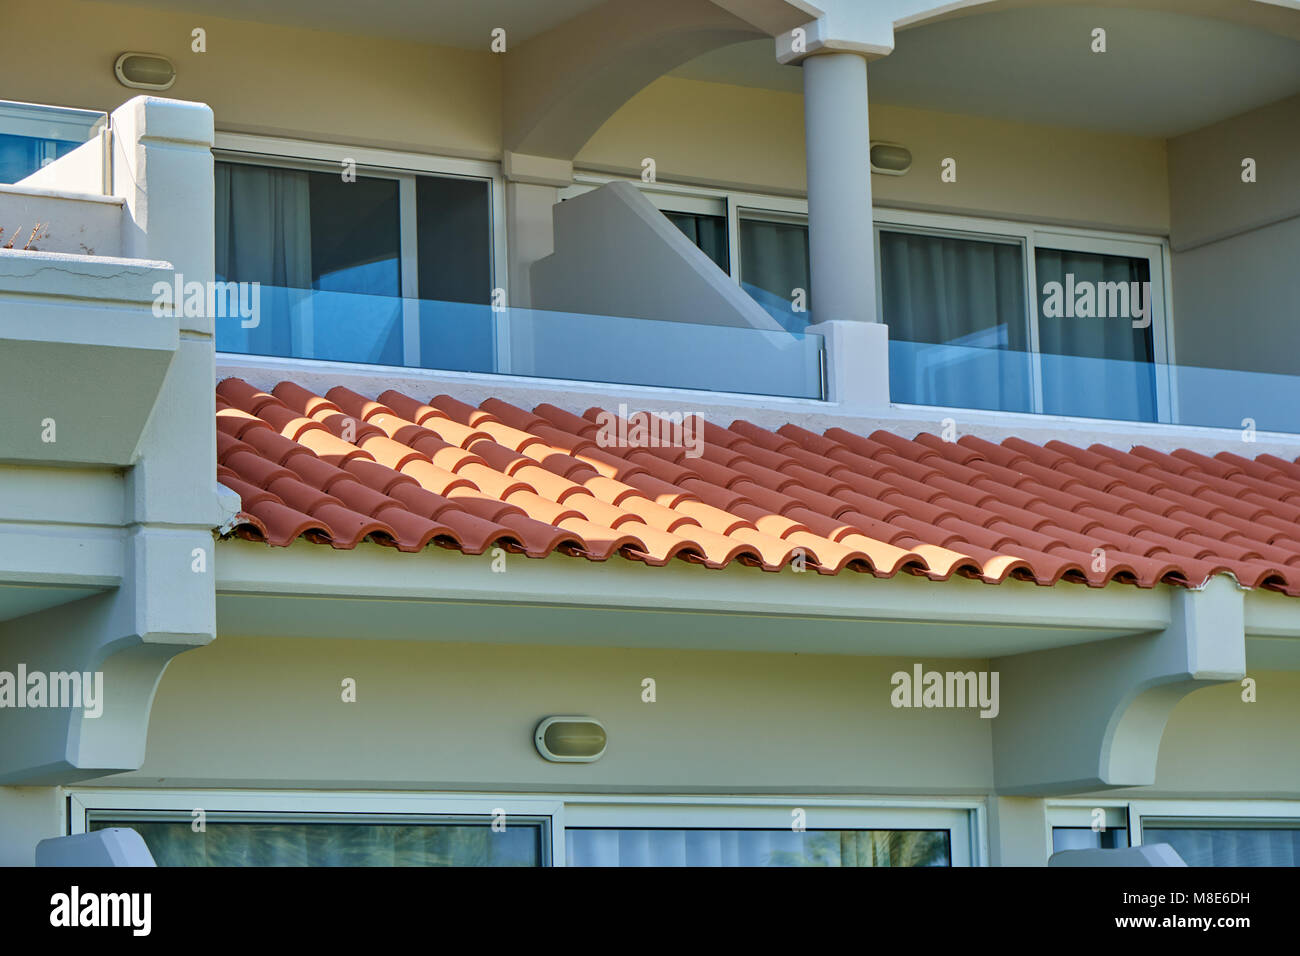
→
(0, 526, 215, 785)
(991, 575, 1247, 795)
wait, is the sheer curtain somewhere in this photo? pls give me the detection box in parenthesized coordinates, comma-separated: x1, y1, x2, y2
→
(214, 162, 313, 358)
(879, 230, 1032, 412)
(566, 829, 950, 867)
(664, 212, 729, 273)
(1034, 247, 1156, 421)
(739, 217, 811, 332)
(1143, 828, 1300, 866)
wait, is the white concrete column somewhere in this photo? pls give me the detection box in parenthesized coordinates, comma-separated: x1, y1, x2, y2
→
(802, 51, 875, 324)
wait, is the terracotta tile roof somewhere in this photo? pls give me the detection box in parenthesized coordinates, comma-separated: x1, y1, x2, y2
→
(216, 378, 1300, 596)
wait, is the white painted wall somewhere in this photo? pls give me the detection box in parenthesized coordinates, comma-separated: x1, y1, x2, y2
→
(531, 181, 784, 330)
(0, 186, 122, 257)
(0, 786, 62, 866)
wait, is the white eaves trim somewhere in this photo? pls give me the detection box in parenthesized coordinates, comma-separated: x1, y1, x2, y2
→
(216, 536, 1169, 632)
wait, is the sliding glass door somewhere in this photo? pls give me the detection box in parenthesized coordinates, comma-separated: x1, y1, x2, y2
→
(878, 226, 1033, 413)
(876, 214, 1169, 421)
(739, 211, 812, 333)
(72, 792, 977, 867)
(213, 155, 494, 371)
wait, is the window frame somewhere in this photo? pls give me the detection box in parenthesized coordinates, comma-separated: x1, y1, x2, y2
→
(69, 789, 565, 867)
(212, 133, 506, 369)
(68, 789, 983, 868)
(1128, 799, 1300, 845)
(1047, 798, 1300, 862)
(561, 797, 978, 867)
(566, 172, 1175, 422)
(1045, 801, 1132, 857)
(871, 208, 1174, 419)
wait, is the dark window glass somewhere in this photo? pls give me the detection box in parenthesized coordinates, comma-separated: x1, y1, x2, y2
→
(214, 160, 403, 365)
(0, 134, 79, 185)
(1142, 827, 1300, 867)
(664, 211, 729, 273)
(307, 173, 401, 296)
(214, 160, 400, 296)
(417, 174, 491, 304)
(739, 217, 810, 331)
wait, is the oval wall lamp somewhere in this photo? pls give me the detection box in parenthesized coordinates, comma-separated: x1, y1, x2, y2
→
(114, 52, 176, 91)
(870, 141, 912, 176)
(535, 716, 607, 763)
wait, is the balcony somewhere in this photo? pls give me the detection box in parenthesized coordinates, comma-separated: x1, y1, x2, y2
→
(889, 339, 1300, 435)
(0, 99, 105, 186)
(214, 286, 825, 400)
(0, 96, 213, 466)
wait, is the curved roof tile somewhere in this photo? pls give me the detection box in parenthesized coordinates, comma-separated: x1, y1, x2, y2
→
(214, 378, 1300, 596)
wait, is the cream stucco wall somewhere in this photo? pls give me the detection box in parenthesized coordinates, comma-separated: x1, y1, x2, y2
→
(2, 0, 502, 159)
(109, 635, 995, 793)
(3, 640, 1295, 864)
(87, 634, 1300, 802)
(576, 75, 1172, 234)
(1146, 670, 1300, 796)
(6, 0, 1173, 235)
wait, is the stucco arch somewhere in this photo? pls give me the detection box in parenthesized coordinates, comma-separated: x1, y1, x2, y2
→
(504, 0, 775, 160)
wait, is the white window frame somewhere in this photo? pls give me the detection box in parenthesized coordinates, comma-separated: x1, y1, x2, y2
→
(67, 789, 983, 867)
(569, 171, 1177, 421)
(561, 795, 980, 867)
(1047, 798, 1300, 861)
(1045, 801, 1132, 858)
(69, 789, 566, 867)
(1128, 799, 1300, 846)
(872, 209, 1174, 419)
(213, 133, 506, 368)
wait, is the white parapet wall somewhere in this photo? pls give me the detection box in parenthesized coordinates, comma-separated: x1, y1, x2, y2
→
(531, 180, 785, 332)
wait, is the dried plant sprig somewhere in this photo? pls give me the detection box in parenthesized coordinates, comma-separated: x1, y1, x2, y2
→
(0, 222, 50, 251)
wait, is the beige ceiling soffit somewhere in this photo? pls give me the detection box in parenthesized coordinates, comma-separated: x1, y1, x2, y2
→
(896, 0, 1300, 42)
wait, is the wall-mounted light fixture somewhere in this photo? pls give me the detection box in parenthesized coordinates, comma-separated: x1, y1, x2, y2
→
(870, 141, 912, 176)
(114, 53, 176, 91)
(535, 716, 607, 763)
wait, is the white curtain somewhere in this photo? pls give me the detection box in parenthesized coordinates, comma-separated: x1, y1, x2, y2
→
(880, 230, 1032, 412)
(739, 218, 811, 331)
(214, 162, 313, 357)
(1144, 828, 1300, 867)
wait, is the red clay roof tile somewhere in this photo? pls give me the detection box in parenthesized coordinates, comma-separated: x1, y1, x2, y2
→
(213, 378, 1300, 596)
